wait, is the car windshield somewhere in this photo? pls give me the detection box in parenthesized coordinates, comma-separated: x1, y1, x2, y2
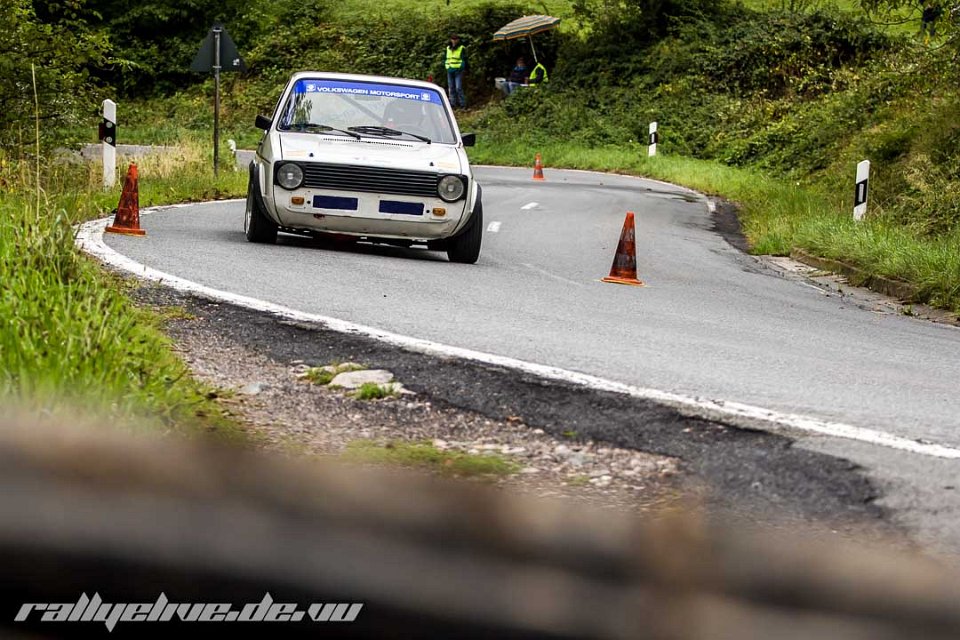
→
(277, 79, 458, 145)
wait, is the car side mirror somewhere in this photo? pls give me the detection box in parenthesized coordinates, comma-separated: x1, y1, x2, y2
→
(255, 114, 272, 131)
(461, 133, 476, 147)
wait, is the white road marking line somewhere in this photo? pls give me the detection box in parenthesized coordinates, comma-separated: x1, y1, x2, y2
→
(521, 202, 539, 210)
(526, 166, 705, 196)
(520, 263, 584, 287)
(487, 221, 501, 233)
(76, 205, 960, 461)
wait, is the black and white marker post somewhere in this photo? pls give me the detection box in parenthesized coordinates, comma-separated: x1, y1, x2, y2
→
(213, 25, 221, 176)
(190, 24, 245, 177)
(853, 159, 870, 221)
(100, 99, 117, 188)
(648, 122, 658, 157)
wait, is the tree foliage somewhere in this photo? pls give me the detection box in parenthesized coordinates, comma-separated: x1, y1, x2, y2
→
(36, 0, 256, 95)
(0, 0, 110, 150)
(860, 0, 956, 37)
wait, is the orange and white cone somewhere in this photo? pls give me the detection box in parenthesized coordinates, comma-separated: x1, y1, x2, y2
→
(601, 212, 644, 286)
(532, 153, 545, 181)
(105, 163, 145, 236)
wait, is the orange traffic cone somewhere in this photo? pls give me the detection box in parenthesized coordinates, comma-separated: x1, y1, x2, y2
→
(105, 163, 145, 236)
(532, 153, 545, 181)
(601, 212, 644, 286)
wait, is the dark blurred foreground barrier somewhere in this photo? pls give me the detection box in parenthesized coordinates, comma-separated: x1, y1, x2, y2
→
(0, 416, 959, 639)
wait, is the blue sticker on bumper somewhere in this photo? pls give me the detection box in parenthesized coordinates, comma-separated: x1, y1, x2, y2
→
(379, 201, 424, 215)
(313, 195, 358, 210)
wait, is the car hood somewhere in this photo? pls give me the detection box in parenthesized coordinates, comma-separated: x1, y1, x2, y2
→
(278, 133, 465, 175)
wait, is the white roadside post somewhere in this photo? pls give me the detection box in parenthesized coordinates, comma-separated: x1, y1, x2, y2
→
(853, 159, 870, 221)
(648, 122, 658, 157)
(227, 138, 239, 170)
(101, 99, 117, 188)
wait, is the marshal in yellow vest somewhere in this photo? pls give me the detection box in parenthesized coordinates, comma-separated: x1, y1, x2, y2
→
(445, 45, 465, 70)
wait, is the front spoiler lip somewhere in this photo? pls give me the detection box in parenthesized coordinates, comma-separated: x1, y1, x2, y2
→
(275, 205, 463, 241)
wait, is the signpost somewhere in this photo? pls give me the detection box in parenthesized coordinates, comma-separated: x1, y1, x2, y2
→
(190, 24, 246, 176)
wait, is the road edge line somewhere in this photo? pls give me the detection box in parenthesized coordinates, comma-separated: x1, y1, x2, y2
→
(76, 208, 960, 461)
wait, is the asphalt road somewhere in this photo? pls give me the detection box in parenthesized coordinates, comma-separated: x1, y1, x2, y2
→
(100, 165, 960, 553)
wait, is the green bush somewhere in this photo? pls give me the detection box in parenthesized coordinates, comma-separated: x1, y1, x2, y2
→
(695, 10, 890, 99)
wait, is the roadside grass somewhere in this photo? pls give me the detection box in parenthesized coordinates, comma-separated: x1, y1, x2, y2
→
(468, 138, 960, 311)
(66, 93, 266, 152)
(12, 135, 246, 225)
(343, 439, 521, 478)
(353, 382, 400, 401)
(0, 137, 251, 442)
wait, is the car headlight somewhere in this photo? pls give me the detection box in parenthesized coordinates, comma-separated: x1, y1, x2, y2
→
(276, 163, 304, 190)
(437, 175, 466, 202)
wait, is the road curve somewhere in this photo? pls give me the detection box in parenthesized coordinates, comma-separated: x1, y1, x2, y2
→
(98, 166, 960, 449)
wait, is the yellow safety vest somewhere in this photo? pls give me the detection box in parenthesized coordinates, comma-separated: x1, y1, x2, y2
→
(445, 45, 465, 70)
(530, 63, 549, 84)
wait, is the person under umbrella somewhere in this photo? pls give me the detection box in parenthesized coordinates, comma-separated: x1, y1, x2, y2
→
(503, 56, 529, 95)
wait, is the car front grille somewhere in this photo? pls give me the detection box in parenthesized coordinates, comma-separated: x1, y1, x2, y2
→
(297, 162, 440, 198)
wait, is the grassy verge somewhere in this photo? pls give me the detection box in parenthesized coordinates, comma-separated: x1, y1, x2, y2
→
(44, 139, 246, 221)
(467, 138, 960, 311)
(64, 95, 266, 153)
(344, 440, 520, 478)
(1, 135, 250, 440)
(353, 382, 400, 401)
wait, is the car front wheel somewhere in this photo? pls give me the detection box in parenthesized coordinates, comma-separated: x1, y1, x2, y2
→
(446, 198, 482, 264)
(244, 167, 278, 244)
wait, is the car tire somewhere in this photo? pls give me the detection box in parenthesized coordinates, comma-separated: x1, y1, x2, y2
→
(244, 166, 278, 244)
(446, 198, 482, 264)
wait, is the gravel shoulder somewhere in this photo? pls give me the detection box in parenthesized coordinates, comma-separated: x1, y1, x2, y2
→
(137, 283, 685, 511)
(127, 279, 912, 550)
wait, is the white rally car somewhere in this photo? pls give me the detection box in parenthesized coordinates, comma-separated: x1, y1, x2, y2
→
(244, 71, 483, 263)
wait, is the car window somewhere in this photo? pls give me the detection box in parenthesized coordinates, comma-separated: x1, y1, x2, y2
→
(278, 79, 458, 144)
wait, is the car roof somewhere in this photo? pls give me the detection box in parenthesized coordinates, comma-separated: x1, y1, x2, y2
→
(286, 71, 441, 92)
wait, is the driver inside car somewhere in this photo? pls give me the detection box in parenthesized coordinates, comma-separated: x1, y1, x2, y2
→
(384, 99, 427, 136)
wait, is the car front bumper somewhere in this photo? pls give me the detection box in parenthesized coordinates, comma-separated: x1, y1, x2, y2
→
(270, 186, 470, 240)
